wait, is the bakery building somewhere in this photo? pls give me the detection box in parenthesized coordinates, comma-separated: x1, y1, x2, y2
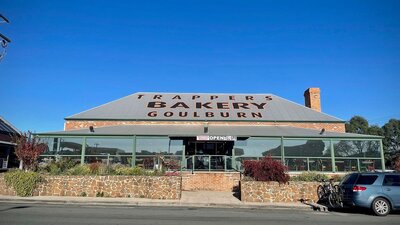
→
(38, 88, 385, 173)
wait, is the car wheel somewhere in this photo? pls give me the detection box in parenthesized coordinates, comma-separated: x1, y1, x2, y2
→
(372, 198, 390, 216)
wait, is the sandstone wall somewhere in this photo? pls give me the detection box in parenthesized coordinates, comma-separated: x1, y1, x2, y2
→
(0, 175, 181, 199)
(241, 181, 319, 203)
(181, 172, 240, 191)
(0, 174, 16, 195)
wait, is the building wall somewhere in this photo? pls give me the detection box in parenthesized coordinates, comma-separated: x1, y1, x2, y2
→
(181, 172, 241, 191)
(241, 181, 319, 203)
(65, 120, 346, 133)
(0, 175, 181, 199)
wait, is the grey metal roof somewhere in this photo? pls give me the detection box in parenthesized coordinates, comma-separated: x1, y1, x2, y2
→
(66, 92, 343, 122)
(0, 116, 20, 134)
(39, 124, 381, 139)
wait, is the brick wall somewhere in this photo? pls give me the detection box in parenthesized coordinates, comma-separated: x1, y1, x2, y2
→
(65, 120, 345, 133)
(241, 181, 319, 203)
(0, 174, 181, 199)
(181, 172, 241, 191)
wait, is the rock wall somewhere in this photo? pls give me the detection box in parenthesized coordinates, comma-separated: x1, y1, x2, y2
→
(0, 175, 16, 195)
(0, 174, 181, 199)
(241, 181, 319, 203)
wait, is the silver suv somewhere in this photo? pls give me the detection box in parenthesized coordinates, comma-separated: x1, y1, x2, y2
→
(339, 172, 400, 216)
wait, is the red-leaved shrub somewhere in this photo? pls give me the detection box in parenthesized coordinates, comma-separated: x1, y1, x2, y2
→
(243, 156, 289, 184)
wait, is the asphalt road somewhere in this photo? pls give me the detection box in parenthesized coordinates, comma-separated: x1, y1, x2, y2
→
(0, 203, 398, 225)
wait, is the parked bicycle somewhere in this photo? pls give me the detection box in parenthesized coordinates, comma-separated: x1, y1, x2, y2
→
(317, 178, 343, 208)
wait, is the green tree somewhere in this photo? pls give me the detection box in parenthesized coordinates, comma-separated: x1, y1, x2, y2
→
(345, 116, 369, 134)
(382, 119, 400, 156)
(344, 116, 383, 157)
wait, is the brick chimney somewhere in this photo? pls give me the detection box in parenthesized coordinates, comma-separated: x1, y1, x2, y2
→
(304, 88, 321, 112)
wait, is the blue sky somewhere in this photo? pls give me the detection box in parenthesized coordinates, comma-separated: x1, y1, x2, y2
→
(1, 0, 399, 132)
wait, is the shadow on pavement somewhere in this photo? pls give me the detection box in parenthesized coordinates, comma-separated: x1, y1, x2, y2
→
(0, 205, 31, 212)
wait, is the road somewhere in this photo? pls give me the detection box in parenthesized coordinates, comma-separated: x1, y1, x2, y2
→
(0, 203, 398, 225)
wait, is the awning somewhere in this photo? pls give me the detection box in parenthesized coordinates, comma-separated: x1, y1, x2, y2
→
(38, 124, 382, 139)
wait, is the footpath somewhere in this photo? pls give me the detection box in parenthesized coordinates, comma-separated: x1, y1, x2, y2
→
(0, 191, 312, 210)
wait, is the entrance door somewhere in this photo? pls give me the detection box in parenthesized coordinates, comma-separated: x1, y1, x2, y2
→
(185, 140, 233, 171)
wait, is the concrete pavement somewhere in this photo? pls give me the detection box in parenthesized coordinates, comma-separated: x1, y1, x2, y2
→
(0, 191, 312, 210)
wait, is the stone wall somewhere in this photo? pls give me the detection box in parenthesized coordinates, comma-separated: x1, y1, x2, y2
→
(182, 172, 241, 191)
(0, 174, 181, 199)
(0, 175, 16, 195)
(64, 120, 346, 133)
(241, 181, 319, 203)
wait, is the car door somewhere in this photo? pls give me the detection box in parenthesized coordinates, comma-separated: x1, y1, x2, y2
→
(382, 174, 400, 208)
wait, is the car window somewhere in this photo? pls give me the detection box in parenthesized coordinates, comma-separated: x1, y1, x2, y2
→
(356, 175, 378, 185)
(341, 174, 358, 185)
(383, 175, 400, 186)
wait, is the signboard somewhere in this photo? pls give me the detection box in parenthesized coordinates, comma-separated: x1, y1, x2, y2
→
(137, 93, 273, 120)
(196, 135, 237, 141)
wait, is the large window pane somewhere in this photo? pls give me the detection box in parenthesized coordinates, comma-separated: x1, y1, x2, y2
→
(284, 139, 331, 157)
(41, 137, 83, 155)
(169, 139, 184, 156)
(308, 158, 332, 172)
(136, 137, 169, 155)
(286, 158, 308, 171)
(86, 138, 133, 156)
(333, 140, 381, 157)
(233, 138, 281, 157)
(335, 159, 358, 172)
(360, 159, 382, 171)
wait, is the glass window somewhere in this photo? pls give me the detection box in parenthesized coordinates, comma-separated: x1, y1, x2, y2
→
(233, 157, 258, 171)
(383, 175, 400, 186)
(356, 175, 378, 185)
(136, 137, 169, 155)
(308, 158, 332, 171)
(41, 137, 83, 155)
(341, 173, 359, 185)
(284, 139, 331, 157)
(286, 158, 307, 171)
(233, 138, 281, 157)
(41, 137, 57, 155)
(333, 140, 381, 157)
(169, 139, 184, 156)
(360, 159, 382, 171)
(335, 159, 358, 172)
(86, 138, 133, 156)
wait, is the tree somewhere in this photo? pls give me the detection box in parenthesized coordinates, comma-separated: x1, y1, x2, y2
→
(12, 132, 47, 171)
(382, 119, 400, 154)
(345, 116, 383, 157)
(345, 116, 369, 134)
(382, 119, 400, 167)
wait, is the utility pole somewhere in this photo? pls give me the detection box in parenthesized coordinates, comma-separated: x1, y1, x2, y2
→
(0, 14, 11, 62)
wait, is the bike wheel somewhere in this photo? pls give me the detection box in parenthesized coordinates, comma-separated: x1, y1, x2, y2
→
(328, 193, 337, 208)
(334, 185, 343, 208)
(317, 185, 325, 200)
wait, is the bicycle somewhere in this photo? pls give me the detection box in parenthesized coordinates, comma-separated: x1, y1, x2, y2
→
(317, 179, 343, 208)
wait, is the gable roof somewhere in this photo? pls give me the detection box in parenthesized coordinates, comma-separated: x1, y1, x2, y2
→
(66, 92, 344, 122)
(0, 116, 20, 135)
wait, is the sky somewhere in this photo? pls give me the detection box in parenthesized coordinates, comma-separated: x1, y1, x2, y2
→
(0, 0, 399, 132)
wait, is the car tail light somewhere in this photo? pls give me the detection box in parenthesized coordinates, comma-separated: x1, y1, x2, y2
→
(353, 186, 367, 192)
